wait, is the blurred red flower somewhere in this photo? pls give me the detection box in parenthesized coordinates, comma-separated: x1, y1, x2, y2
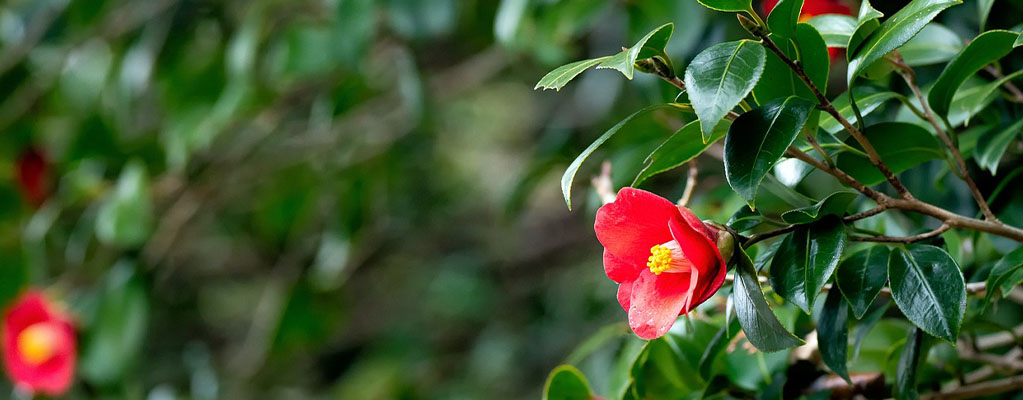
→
(762, 0, 853, 59)
(2, 290, 76, 396)
(16, 148, 50, 207)
(594, 188, 727, 339)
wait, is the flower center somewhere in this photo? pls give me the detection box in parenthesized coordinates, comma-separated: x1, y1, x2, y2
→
(17, 323, 59, 366)
(646, 241, 692, 275)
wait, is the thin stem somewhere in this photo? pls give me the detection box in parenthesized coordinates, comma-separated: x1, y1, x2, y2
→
(851, 223, 950, 243)
(678, 161, 698, 208)
(984, 65, 1023, 103)
(922, 375, 1023, 400)
(757, 35, 913, 199)
(893, 59, 1000, 222)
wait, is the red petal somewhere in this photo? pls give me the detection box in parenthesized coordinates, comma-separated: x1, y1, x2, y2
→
(2, 291, 76, 396)
(669, 211, 726, 308)
(617, 281, 633, 311)
(627, 270, 692, 339)
(801, 0, 852, 17)
(604, 249, 642, 283)
(595, 188, 679, 272)
(761, 0, 780, 16)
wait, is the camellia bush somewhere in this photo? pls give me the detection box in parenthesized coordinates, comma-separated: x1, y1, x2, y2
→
(537, 0, 1023, 398)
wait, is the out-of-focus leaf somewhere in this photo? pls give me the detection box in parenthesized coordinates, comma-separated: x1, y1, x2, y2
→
(888, 245, 965, 342)
(781, 191, 857, 224)
(820, 87, 903, 134)
(978, 0, 994, 30)
(766, 0, 804, 38)
(835, 122, 945, 186)
(733, 246, 805, 352)
(947, 70, 1023, 126)
(95, 160, 153, 248)
(695, 0, 753, 12)
(847, 0, 961, 83)
(927, 30, 1018, 118)
(897, 23, 962, 67)
(806, 15, 856, 48)
(817, 289, 850, 383)
(983, 246, 1023, 307)
(852, 300, 889, 360)
(81, 261, 149, 386)
(837, 246, 890, 319)
(725, 96, 813, 207)
(769, 217, 846, 313)
(895, 328, 923, 400)
(633, 119, 728, 186)
(976, 118, 1023, 175)
(685, 40, 766, 141)
(699, 316, 740, 379)
(561, 103, 690, 209)
(543, 365, 592, 400)
(535, 23, 674, 90)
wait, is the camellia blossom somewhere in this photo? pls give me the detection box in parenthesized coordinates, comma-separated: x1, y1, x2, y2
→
(761, 0, 853, 59)
(594, 188, 729, 339)
(16, 147, 50, 207)
(2, 290, 76, 396)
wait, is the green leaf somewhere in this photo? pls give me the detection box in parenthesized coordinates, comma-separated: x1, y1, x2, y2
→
(846, 0, 883, 58)
(685, 40, 766, 141)
(945, 70, 1023, 126)
(847, 0, 962, 83)
(633, 118, 728, 186)
(535, 57, 612, 91)
(820, 87, 903, 134)
(835, 122, 945, 186)
(978, 0, 994, 30)
(817, 289, 850, 383)
(983, 246, 1023, 306)
(95, 160, 153, 248)
(888, 245, 966, 342)
(535, 23, 674, 91)
(976, 118, 1023, 175)
(769, 217, 846, 313)
(852, 300, 889, 359)
(927, 30, 1018, 118)
(856, 0, 883, 23)
(897, 23, 962, 67)
(836, 246, 890, 319)
(595, 23, 675, 79)
(544, 365, 592, 400)
(766, 0, 804, 38)
(728, 206, 763, 232)
(698, 317, 740, 379)
(895, 328, 923, 400)
(561, 103, 690, 209)
(781, 191, 857, 224)
(1016, 31, 1023, 47)
(733, 246, 805, 352)
(753, 23, 829, 105)
(81, 261, 149, 385)
(724, 96, 813, 207)
(806, 15, 857, 48)
(695, 0, 753, 12)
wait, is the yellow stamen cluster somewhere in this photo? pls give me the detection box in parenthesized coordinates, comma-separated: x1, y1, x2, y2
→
(17, 323, 58, 366)
(647, 244, 674, 275)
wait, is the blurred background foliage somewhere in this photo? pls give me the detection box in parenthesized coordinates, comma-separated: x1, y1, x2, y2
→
(2, 0, 1023, 398)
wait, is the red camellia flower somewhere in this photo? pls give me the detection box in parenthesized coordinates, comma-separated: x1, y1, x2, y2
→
(595, 188, 729, 339)
(16, 147, 50, 207)
(761, 0, 853, 59)
(2, 290, 76, 396)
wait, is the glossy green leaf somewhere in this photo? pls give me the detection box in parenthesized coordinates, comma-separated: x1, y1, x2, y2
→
(836, 246, 890, 319)
(806, 15, 856, 48)
(534, 57, 612, 91)
(897, 23, 962, 67)
(81, 261, 149, 385)
(633, 119, 728, 186)
(817, 289, 850, 383)
(835, 122, 945, 186)
(695, 0, 752, 12)
(983, 246, 1023, 306)
(535, 23, 674, 90)
(769, 217, 846, 313)
(733, 246, 805, 352)
(753, 23, 829, 105)
(846, 0, 882, 58)
(698, 317, 740, 379)
(888, 245, 965, 342)
(927, 30, 1018, 118)
(947, 71, 1023, 126)
(544, 365, 592, 400)
(895, 328, 923, 400)
(820, 87, 903, 134)
(728, 206, 763, 232)
(724, 96, 813, 206)
(95, 160, 153, 248)
(977, 118, 1023, 175)
(847, 0, 961, 82)
(1016, 31, 1023, 47)
(685, 40, 766, 141)
(852, 300, 889, 359)
(856, 0, 883, 22)
(781, 191, 857, 224)
(766, 0, 804, 38)
(561, 103, 690, 209)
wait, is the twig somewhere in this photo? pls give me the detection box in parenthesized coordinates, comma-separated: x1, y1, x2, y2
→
(757, 34, 912, 199)
(591, 161, 617, 205)
(891, 57, 1000, 222)
(851, 224, 950, 243)
(922, 375, 1023, 400)
(678, 161, 698, 207)
(984, 65, 1023, 103)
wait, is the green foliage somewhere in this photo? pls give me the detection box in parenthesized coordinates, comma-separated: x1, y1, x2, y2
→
(733, 247, 804, 352)
(535, 23, 674, 91)
(835, 122, 945, 186)
(837, 247, 890, 319)
(768, 217, 846, 313)
(766, 0, 804, 39)
(685, 40, 766, 141)
(633, 120, 727, 186)
(543, 365, 592, 400)
(848, 0, 961, 82)
(888, 245, 966, 342)
(928, 30, 1019, 118)
(780, 191, 857, 224)
(817, 290, 850, 383)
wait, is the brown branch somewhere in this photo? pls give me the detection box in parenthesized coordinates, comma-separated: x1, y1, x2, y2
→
(757, 35, 912, 198)
(893, 58, 999, 222)
(678, 161, 698, 208)
(851, 223, 950, 243)
(591, 161, 617, 205)
(923, 375, 1023, 400)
